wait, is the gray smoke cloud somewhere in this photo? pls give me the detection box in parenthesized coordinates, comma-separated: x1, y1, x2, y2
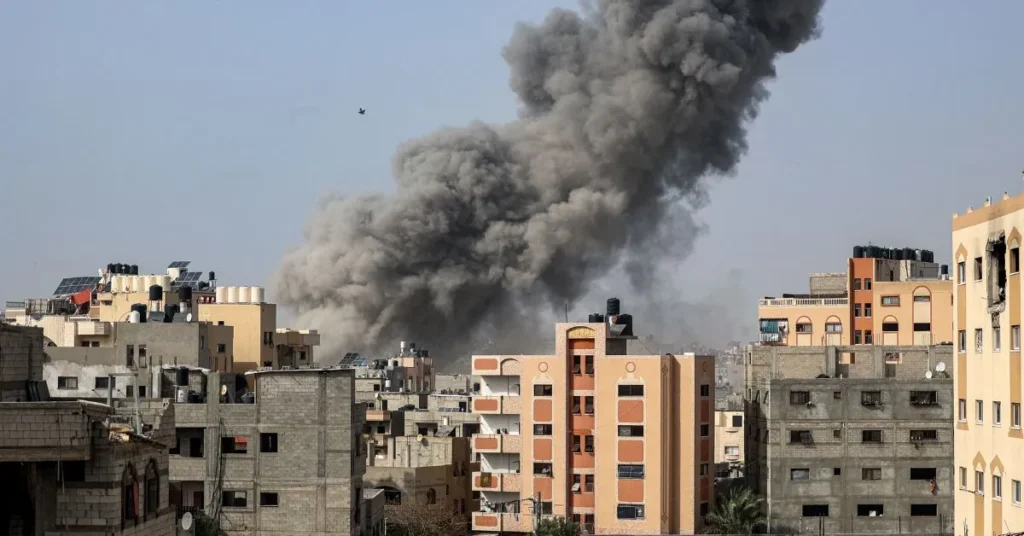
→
(274, 0, 824, 362)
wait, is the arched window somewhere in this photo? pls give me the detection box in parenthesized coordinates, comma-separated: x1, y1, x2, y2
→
(145, 459, 160, 518)
(122, 464, 137, 526)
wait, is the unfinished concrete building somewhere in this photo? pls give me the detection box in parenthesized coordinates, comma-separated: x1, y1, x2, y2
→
(0, 323, 176, 536)
(745, 344, 955, 534)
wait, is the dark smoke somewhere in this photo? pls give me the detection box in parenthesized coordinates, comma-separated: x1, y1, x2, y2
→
(274, 0, 824, 362)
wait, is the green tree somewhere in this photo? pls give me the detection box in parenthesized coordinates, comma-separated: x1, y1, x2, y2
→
(537, 516, 582, 536)
(703, 487, 768, 535)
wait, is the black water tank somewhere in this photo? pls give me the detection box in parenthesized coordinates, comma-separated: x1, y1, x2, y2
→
(588, 313, 602, 323)
(941, 264, 949, 276)
(130, 264, 139, 275)
(923, 250, 934, 263)
(903, 247, 915, 260)
(617, 313, 634, 336)
(116, 263, 126, 274)
(178, 286, 193, 303)
(209, 271, 216, 281)
(853, 246, 865, 258)
(130, 303, 148, 323)
(164, 304, 179, 322)
(148, 285, 163, 301)
(176, 366, 189, 386)
(107, 263, 116, 274)
(607, 298, 621, 317)
(893, 249, 904, 261)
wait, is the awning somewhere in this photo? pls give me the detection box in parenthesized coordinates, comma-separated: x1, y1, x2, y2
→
(70, 289, 92, 306)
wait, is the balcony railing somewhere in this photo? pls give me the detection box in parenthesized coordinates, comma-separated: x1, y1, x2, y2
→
(472, 512, 533, 532)
(473, 434, 522, 454)
(472, 395, 522, 415)
(759, 297, 849, 307)
(176, 505, 203, 519)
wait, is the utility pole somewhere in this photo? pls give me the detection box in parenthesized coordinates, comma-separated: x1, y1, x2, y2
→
(532, 492, 541, 535)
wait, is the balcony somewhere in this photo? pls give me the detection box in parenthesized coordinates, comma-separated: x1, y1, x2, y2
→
(472, 512, 533, 533)
(472, 396, 522, 415)
(472, 355, 522, 376)
(759, 297, 848, 307)
(366, 409, 390, 422)
(472, 471, 523, 493)
(76, 321, 112, 336)
(473, 434, 522, 454)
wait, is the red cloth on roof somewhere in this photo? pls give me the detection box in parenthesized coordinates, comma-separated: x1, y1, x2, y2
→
(70, 289, 91, 305)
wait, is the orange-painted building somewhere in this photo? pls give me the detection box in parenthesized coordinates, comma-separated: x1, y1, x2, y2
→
(469, 311, 715, 535)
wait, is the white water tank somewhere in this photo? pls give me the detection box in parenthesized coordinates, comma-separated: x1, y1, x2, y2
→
(129, 310, 141, 323)
(110, 275, 122, 293)
(158, 275, 172, 293)
(237, 286, 251, 304)
(215, 286, 227, 304)
(250, 286, 264, 304)
(143, 275, 156, 291)
(130, 276, 142, 293)
(226, 286, 239, 304)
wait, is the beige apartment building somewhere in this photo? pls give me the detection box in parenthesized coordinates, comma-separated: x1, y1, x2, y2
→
(758, 247, 953, 347)
(952, 192, 1024, 536)
(714, 407, 744, 476)
(470, 301, 715, 536)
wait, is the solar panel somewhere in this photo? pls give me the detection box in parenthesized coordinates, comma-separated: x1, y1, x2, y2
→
(167, 260, 191, 269)
(52, 276, 101, 297)
(170, 270, 204, 290)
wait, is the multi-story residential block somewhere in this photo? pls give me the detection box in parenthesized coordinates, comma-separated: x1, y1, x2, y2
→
(470, 300, 715, 536)
(758, 246, 953, 347)
(745, 344, 955, 534)
(951, 192, 1024, 536)
(714, 403, 744, 479)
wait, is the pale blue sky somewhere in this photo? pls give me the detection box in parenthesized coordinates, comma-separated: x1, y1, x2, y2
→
(2, 1, 1022, 340)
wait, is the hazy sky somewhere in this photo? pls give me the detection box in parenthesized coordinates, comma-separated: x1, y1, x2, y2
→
(2, 1, 1022, 343)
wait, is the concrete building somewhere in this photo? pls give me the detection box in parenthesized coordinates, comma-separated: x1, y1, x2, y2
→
(714, 404, 744, 478)
(758, 246, 953, 347)
(951, 191, 1024, 536)
(167, 366, 370, 536)
(469, 301, 715, 536)
(0, 323, 176, 536)
(745, 344, 955, 534)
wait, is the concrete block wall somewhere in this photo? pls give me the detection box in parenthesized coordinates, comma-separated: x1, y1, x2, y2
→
(0, 403, 102, 460)
(1, 324, 44, 400)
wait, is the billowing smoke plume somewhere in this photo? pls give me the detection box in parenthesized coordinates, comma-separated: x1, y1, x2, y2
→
(275, 0, 824, 361)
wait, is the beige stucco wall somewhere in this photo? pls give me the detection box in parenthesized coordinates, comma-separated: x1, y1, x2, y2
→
(872, 280, 954, 346)
(198, 302, 276, 374)
(757, 302, 849, 346)
(714, 410, 744, 466)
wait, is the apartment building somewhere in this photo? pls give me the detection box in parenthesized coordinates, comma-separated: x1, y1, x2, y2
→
(470, 300, 715, 536)
(714, 403, 744, 478)
(745, 344, 955, 534)
(758, 246, 953, 347)
(951, 192, 1024, 536)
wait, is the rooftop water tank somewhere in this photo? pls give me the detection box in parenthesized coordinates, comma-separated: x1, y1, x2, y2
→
(250, 287, 264, 304)
(237, 287, 251, 304)
(215, 286, 227, 304)
(226, 286, 239, 304)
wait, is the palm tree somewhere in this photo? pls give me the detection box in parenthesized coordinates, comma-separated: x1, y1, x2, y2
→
(537, 516, 582, 536)
(703, 487, 768, 535)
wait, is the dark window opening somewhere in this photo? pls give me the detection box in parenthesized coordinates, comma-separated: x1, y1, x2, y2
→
(95, 377, 113, 390)
(222, 491, 247, 508)
(260, 433, 278, 453)
(59, 461, 86, 482)
(533, 384, 552, 396)
(910, 429, 938, 441)
(533, 424, 552, 436)
(862, 430, 883, 443)
(572, 396, 581, 414)
(975, 257, 984, 281)
(618, 425, 644, 437)
(910, 391, 938, 406)
(617, 464, 644, 479)
(802, 505, 829, 517)
(910, 468, 937, 480)
(585, 474, 594, 492)
(882, 322, 899, 333)
(618, 384, 644, 396)
(789, 430, 812, 444)
(700, 384, 710, 397)
(572, 435, 581, 453)
(584, 396, 594, 415)
(862, 468, 882, 480)
(988, 236, 1007, 306)
(584, 435, 594, 453)
(1012, 246, 1020, 273)
(857, 504, 884, 517)
(57, 376, 78, 390)
(572, 355, 582, 375)
(861, 391, 882, 406)
(911, 504, 938, 517)
(790, 391, 810, 405)
(533, 463, 553, 476)
(731, 415, 743, 427)
(144, 460, 159, 516)
(259, 492, 279, 507)
(221, 436, 248, 454)
(126, 344, 135, 367)
(617, 504, 645, 520)
(584, 355, 594, 375)
(914, 322, 931, 332)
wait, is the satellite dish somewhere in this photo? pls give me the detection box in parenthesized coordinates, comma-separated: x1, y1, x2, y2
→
(181, 512, 193, 530)
(220, 384, 228, 396)
(935, 362, 946, 373)
(185, 312, 193, 323)
(925, 370, 933, 379)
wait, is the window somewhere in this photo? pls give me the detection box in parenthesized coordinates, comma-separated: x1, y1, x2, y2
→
(1015, 325, 1021, 350)
(126, 344, 135, 367)
(826, 322, 842, 333)
(222, 491, 248, 508)
(1013, 403, 1021, 428)
(976, 400, 984, 423)
(853, 278, 861, 291)
(958, 261, 966, 283)
(833, 467, 841, 476)
(260, 492, 279, 506)
(790, 391, 810, 405)
(854, 304, 861, 317)
(571, 474, 582, 492)
(910, 468, 937, 481)
(571, 435, 582, 453)
(854, 330, 862, 345)
(882, 322, 898, 333)
(975, 257, 984, 280)
(791, 468, 810, 481)
(976, 329, 984, 353)
(584, 396, 594, 415)
(857, 504, 883, 517)
(584, 436, 594, 453)
(144, 460, 159, 516)
(864, 278, 872, 290)
(989, 237, 1008, 306)
(584, 355, 594, 374)
(1012, 246, 1020, 273)
(959, 399, 967, 421)
(533, 384, 553, 396)
(538, 501, 553, 514)
(138, 344, 147, 361)
(995, 327, 1002, 352)
(914, 322, 931, 332)
(122, 465, 137, 523)
(910, 504, 937, 517)
(572, 396, 582, 414)
(700, 502, 710, 517)
(700, 384, 710, 397)
(217, 343, 227, 353)
(573, 355, 582, 374)
(833, 429, 842, 439)
(533, 424, 552, 436)
(731, 415, 743, 427)
(960, 467, 968, 489)
(834, 391, 842, 400)
(977, 470, 985, 495)
(910, 391, 937, 406)
(618, 425, 644, 437)
(95, 377, 113, 390)
(260, 433, 278, 453)
(57, 376, 78, 390)
(617, 504, 645, 520)
(994, 402, 1003, 425)
(995, 475, 1003, 500)
(585, 474, 594, 492)
(909, 430, 937, 441)
(724, 446, 740, 456)
(802, 505, 829, 517)
(618, 464, 644, 479)
(534, 463, 553, 476)
(700, 424, 710, 437)
(959, 330, 967, 353)
(862, 468, 882, 480)
(862, 430, 883, 443)
(881, 295, 900, 306)
(58, 461, 86, 482)
(789, 430, 812, 444)
(861, 391, 882, 406)
(1013, 479, 1022, 504)
(221, 436, 248, 454)
(796, 322, 812, 333)
(864, 303, 872, 317)
(618, 384, 644, 396)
